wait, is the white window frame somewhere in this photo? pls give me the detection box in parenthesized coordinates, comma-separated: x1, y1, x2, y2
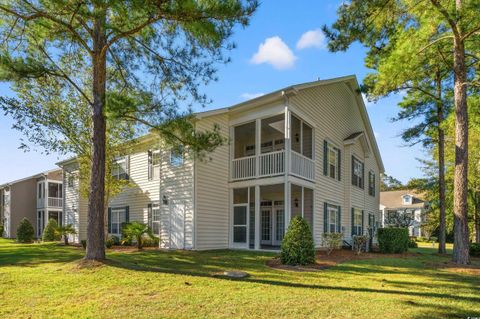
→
(352, 157, 364, 188)
(353, 209, 363, 236)
(151, 202, 160, 236)
(110, 207, 126, 236)
(112, 156, 128, 180)
(328, 144, 338, 180)
(150, 150, 161, 180)
(327, 204, 339, 233)
(368, 170, 375, 196)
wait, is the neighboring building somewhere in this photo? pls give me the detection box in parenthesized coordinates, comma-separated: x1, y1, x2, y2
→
(0, 169, 63, 239)
(59, 75, 384, 250)
(380, 190, 429, 237)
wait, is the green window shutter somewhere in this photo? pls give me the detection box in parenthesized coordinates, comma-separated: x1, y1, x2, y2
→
(351, 208, 355, 236)
(323, 202, 328, 233)
(337, 206, 341, 233)
(147, 204, 152, 229)
(373, 173, 375, 196)
(323, 140, 328, 176)
(107, 207, 112, 233)
(361, 210, 365, 235)
(147, 151, 152, 181)
(125, 206, 130, 223)
(361, 162, 365, 189)
(351, 156, 355, 186)
(337, 148, 341, 181)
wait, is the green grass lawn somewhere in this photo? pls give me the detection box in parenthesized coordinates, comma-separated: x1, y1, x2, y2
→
(0, 238, 479, 319)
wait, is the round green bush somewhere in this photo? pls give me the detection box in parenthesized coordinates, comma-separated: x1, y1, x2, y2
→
(280, 216, 315, 265)
(378, 227, 409, 253)
(16, 218, 35, 243)
(0, 224, 4, 237)
(408, 238, 418, 248)
(80, 240, 87, 249)
(42, 219, 61, 242)
(470, 243, 480, 257)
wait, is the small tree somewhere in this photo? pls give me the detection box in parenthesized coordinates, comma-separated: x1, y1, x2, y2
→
(353, 235, 369, 255)
(280, 216, 315, 265)
(57, 224, 77, 245)
(42, 219, 61, 242)
(16, 218, 34, 243)
(121, 222, 155, 250)
(322, 232, 343, 255)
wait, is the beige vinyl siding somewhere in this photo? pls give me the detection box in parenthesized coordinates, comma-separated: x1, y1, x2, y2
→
(194, 114, 230, 250)
(290, 82, 381, 245)
(63, 162, 83, 243)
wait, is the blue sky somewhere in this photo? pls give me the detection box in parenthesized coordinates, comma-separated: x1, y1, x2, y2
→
(0, 0, 427, 185)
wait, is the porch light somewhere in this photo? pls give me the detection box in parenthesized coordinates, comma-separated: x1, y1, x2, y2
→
(294, 197, 299, 207)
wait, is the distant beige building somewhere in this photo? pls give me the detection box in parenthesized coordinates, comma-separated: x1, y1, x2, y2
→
(59, 75, 384, 250)
(380, 190, 429, 237)
(0, 169, 63, 239)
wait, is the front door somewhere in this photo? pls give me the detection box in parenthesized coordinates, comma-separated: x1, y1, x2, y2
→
(368, 213, 375, 250)
(261, 208, 272, 245)
(273, 208, 285, 246)
(169, 200, 185, 249)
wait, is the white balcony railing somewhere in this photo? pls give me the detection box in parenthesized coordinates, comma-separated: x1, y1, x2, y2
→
(231, 150, 314, 181)
(290, 151, 315, 181)
(232, 155, 256, 180)
(48, 197, 63, 208)
(259, 150, 285, 177)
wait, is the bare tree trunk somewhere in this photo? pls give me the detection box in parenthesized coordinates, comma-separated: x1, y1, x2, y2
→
(86, 7, 107, 261)
(452, 30, 470, 264)
(436, 72, 447, 254)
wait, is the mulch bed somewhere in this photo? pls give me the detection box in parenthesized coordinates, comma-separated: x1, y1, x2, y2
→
(266, 249, 420, 272)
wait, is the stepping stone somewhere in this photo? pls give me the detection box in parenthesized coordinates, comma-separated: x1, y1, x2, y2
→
(223, 270, 249, 278)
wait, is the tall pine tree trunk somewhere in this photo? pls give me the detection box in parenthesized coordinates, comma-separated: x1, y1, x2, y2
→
(437, 72, 447, 254)
(452, 22, 470, 264)
(475, 191, 480, 243)
(86, 7, 107, 260)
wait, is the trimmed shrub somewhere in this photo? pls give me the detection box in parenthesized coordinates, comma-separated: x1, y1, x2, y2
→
(408, 238, 418, 248)
(353, 235, 369, 255)
(470, 243, 480, 257)
(0, 223, 4, 237)
(16, 218, 35, 243)
(280, 216, 315, 265)
(143, 236, 160, 247)
(377, 227, 409, 253)
(42, 219, 61, 242)
(322, 232, 343, 255)
(105, 237, 115, 249)
(80, 240, 87, 249)
(122, 222, 155, 249)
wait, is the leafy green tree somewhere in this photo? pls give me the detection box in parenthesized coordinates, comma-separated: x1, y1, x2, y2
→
(121, 222, 156, 250)
(280, 216, 315, 265)
(57, 224, 77, 246)
(380, 174, 404, 191)
(324, 0, 480, 264)
(42, 219, 61, 242)
(0, 0, 257, 260)
(16, 218, 34, 243)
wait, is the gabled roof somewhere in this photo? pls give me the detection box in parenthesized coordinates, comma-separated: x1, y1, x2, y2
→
(196, 75, 384, 172)
(0, 168, 62, 189)
(380, 190, 428, 209)
(344, 131, 372, 158)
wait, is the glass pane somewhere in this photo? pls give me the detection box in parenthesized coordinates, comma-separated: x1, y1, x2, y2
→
(275, 209, 285, 241)
(152, 222, 160, 235)
(234, 226, 247, 243)
(233, 206, 247, 225)
(302, 123, 313, 159)
(233, 188, 248, 204)
(261, 114, 285, 154)
(291, 115, 301, 153)
(249, 187, 255, 248)
(261, 210, 271, 240)
(234, 122, 256, 158)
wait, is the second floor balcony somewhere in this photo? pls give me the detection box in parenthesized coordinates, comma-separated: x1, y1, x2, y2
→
(231, 112, 315, 182)
(37, 181, 63, 209)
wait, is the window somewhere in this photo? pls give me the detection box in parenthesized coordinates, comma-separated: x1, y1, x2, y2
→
(38, 183, 44, 199)
(402, 195, 412, 205)
(109, 207, 127, 235)
(291, 114, 313, 159)
(324, 204, 340, 233)
(112, 156, 129, 180)
(352, 156, 364, 188)
(149, 202, 160, 235)
(324, 141, 341, 180)
(170, 146, 184, 167)
(48, 183, 62, 198)
(148, 150, 161, 180)
(352, 209, 363, 236)
(368, 171, 375, 196)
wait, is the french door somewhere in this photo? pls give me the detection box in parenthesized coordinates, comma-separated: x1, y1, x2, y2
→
(261, 207, 285, 246)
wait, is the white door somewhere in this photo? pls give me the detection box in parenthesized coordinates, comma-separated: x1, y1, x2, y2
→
(261, 208, 272, 245)
(169, 200, 185, 249)
(273, 208, 285, 246)
(233, 204, 248, 248)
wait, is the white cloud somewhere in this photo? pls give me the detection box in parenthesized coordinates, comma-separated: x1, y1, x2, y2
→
(296, 29, 325, 50)
(250, 36, 297, 70)
(240, 92, 265, 100)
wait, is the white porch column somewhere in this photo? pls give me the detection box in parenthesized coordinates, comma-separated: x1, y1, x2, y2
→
(284, 106, 291, 230)
(254, 185, 260, 250)
(255, 118, 261, 177)
(285, 182, 291, 230)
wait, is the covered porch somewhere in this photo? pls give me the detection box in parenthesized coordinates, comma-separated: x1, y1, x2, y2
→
(230, 181, 314, 250)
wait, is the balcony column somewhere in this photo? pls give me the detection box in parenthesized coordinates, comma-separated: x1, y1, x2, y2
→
(284, 106, 291, 229)
(255, 118, 261, 177)
(254, 185, 260, 250)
